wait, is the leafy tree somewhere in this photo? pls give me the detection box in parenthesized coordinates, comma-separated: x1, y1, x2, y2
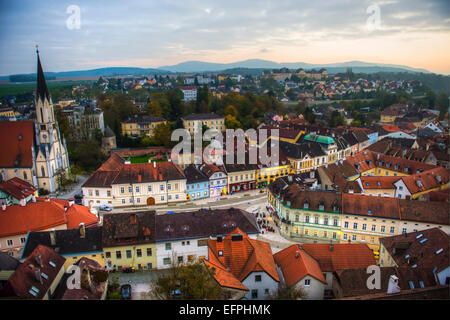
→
(151, 259, 224, 300)
(147, 100, 163, 117)
(268, 282, 307, 300)
(151, 123, 174, 148)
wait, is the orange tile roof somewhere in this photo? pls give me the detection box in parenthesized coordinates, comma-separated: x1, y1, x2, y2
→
(399, 167, 449, 195)
(0, 200, 98, 238)
(207, 228, 279, 288)
(360, 176, 399, 190)
(0, 202, 67, 238)
(65, 204, 98, 229)
(302, 243, 376, 272)
(273, 244, 326, 287)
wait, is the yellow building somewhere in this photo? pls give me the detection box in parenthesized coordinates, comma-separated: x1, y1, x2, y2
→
(0, 106, 15, 117)
(340, 193, 401, 256)
(121, 115, 167, 138)
(182, 113, 225, 135)
(102, 211, 157, 271)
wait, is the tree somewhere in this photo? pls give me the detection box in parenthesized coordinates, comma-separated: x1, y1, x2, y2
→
(151, 258, 224, 300)
(225, 114, 242, 130)
(268, 282, 308, 300)
(147, 100, 163, 117)
(328, 110, 345, 128)
(151, 123, 174, 148)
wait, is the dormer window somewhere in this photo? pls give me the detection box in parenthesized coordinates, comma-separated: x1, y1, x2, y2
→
(303, 199, 309, 209)
(318, 200, 325, 211)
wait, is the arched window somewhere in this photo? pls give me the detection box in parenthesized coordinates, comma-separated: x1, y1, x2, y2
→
(23, 171, 28, 180)
(41, 166, 45, 177)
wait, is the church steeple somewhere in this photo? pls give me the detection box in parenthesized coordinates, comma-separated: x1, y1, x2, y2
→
(36, 46, 50, 104)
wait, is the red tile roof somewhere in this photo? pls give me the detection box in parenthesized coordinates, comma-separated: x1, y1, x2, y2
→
(302, 243, 376, 272)
(0, 177, 37, 200)
(0, 202, 67, 238)
(379, 228, 449, 273)
(0, 245, 66, 299)
(360, 176, 398, 190)
(398, 166, 449, 195)
(0, 200, 98, 238)
(0, 121, 35, 168)
(273, 244, 326, 287)
(342, 193, 401, 219)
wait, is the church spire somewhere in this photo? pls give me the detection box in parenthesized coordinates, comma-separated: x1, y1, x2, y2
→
(36, 46, 50, 103)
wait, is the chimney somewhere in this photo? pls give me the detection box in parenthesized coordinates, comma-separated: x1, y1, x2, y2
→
(68, 198, 74, 207)
(20, 197, 26, 207)
(330, 242, 334, 251)
(79, 223, 85, 238)
(49, 229, 56, 246)
(153, 162, 156, 168)
(32, 195, 36, 203)
(138, 174, 142, 183)
(295, 251, 300, 259)
(387, 275, 401, 294)
(45, 196, 50, 202)
(35, 254, 43, 267)
(2, 203, 6, 211)
(35, 268, 43, 284)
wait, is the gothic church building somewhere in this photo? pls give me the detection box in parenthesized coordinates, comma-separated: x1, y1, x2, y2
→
(0, 50, 69, 192)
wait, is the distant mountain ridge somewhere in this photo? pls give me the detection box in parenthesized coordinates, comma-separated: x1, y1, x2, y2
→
(2, 59, 436, 81)
(158, 59, 432, 74)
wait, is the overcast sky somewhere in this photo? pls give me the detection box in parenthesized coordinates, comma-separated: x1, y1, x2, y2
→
(0, 0, 449, 75)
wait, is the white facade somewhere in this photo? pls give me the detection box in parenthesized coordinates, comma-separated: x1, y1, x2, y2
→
(242, 271, 279, 300)
(156, 238, 209, 269)
(82, 187, 113, 208)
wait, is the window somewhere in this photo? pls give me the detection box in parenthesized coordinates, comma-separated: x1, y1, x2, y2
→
(324, 217, 328, 225)
(122, 199, 126, 204)
(20, 237, 26, 244)
(332, 232, 337, 239)
(304, 279, 311, 286)
(120, 187, 125, 194)
(408, 281, 415, 289)
(381, 226, 385, 233)
(128, 186, 132, 193)
(95, 190, 99, 196)
(165, 243, 171, 250)
(352, 235, 357, 241)
(218, 250, 223, 257)
(160, 185, 164, 191)
(148, 185, 152, 192)
(137, 249, 142, 257)
(371, 225, 376, 232)
(107, 190, 111, 197)
(163, 258, 171, 265)
(362, 224, 367, 231)
(344, 221, 349, 228)
(390, 227, 395, 233)
(116, 251, 122, 259)
(305, 216, 310, 223)
(255, 275, 262, 282)
(147, 248, 152, 256)
(343, 234, 348, 240)
(353, 223, 358, 230)
(135, 186, 140, 193)
(7, 240, 13, 246)
(105, 252, 111, 258)
(419, 281, 425, 288)
(314, 216, 319, 224)
(126, 250, 132, 258)
(333, 219, 338, 226)
(251, 289, 258, 299)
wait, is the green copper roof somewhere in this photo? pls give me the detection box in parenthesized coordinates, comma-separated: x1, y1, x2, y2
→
(304, 134, 335, 144)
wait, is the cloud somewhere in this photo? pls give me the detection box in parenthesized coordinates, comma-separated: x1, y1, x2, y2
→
(0, 0, 449, 75)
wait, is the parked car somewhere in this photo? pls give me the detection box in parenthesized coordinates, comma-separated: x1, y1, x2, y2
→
(120, 284, 132, 300)
(99, 204, 112, 211)
(74, 194, 83, 205)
